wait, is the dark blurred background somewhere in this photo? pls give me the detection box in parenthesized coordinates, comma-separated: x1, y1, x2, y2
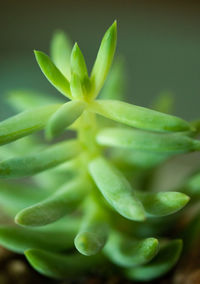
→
(0, 0, 200, 121)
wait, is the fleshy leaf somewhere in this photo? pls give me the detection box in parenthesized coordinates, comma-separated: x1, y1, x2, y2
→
(70, 43, 88, 82)
(137, 191, 190, 217)
(0, 104, 61, 146)
(15, 177, 90, 226)
(74, 198, 109, 256)
(0, 140, 80, 178)
(0, 221, 79, 253)
(46, 100, 86, 139)
(104, 230, 159, 268)
(25, 249, 103, 279)
(90, 21, 117, 98)
(50, 30, 72, 79)
(70, 73, 84, 99)
(89, 157, 145, 221)
(96, 127, 200, 153)
(99, 58, 125, 100)
(34, 51, 71, 98)
(90, 100, 191, 132)
(125, 240, 182, 281)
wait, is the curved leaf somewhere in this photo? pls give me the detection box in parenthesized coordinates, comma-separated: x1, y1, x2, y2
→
(15, 176, 90, 226)
(0, 140, 80, 178)
(75, 198, 109, 256)
(90, 21, 117, 98)
(25, 249, 103, 279)
(90, 100, 191, 132)
(0, 104, 61, 146)
(104, 231, 159, 268)
(137, 191, 189, 217)
(125, 240, 182, 281)
(89, 157, 145, 221)
(46, 100, 86, 139)
(97, 127, 200, 153)
(34, 51, 71, 98)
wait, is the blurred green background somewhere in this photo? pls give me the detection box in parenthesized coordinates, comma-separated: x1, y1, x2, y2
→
(0, 0, 200, 121)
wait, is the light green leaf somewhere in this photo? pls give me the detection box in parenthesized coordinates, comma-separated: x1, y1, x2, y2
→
(125, 240, 182, 281)
(97, 128, 200, 153)
(15, 176, 90, 226)
(70, 73, 84, 99)
(25, 249, 103, 279)
(89, 100, 191, 132)
(137, 191, 189, 217)
(89, 157, 145, 221)
(104, 231, 159, 268)
(74, 198, 109, 256)
(99, 58, 125, 100)
(7, 90, 64, 112)
(0, 104, 61, 146)
(90, 21, 117, 98)
(50, 30, 72, 79)
(0, 221, 79, 253)
(34, 51, 71, 98)
(70, 43, 88, 81)
(46, 100, 86, 139)
(0, 140, 80, 178)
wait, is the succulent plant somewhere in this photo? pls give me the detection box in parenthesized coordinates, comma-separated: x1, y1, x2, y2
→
(0, 21, 200, 282)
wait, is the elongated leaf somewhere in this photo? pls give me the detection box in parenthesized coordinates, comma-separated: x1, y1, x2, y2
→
(0, 221, 79, 253)
(97, 128, 200, 153)
(70, 73, 84, 99)
(89, 157, 145, 221)
(50, 30, 72, 79)
(90, 21, 117, 98)
(15, 176, 90, 226)
(125, 240, 182, 281)
(25, 249, 103, 279)
(104, 231, 159, 268)
(185, 173, 200, 197)
(0, 140, 80, 178)
(34, 51, 71, 98)
(75, 198, 109, 256)
(137, 191, 189, 217)
(90, 100, 191, 132)
(0, 104, 61, 146)
(46, 100, 86, 139)
(99, 58, 125, 100)
(71, 43, 88, 81)
(7, 90, 64, 112)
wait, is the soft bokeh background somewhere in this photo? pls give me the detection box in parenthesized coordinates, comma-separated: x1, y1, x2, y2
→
(0, 0, 200, 120)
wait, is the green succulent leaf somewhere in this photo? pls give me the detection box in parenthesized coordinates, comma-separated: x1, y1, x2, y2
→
(97, 127, 200, 153)
(104, 230, 159, 268)
(89, 157, 145, 221)
(125, 240, 182, 281)
(15, 176, 90, 226)
(46, 100, 86, 140)
(70, 73, 84, 99)
(0, 140, 80, 178)
(50, 30, 72, 79)
(90, 100, 191, 132)
(34, 51, 71, 98)
(99, 58, 125, 100)
(25, 249, 103, 279)
(70, 43, 88, 83)
(90, 21, 117, 98)
(137, 191, 190, 217)
(0, 104, 61, 146)
(75, 198, 109, 256)
(0, 221, 79, 253)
